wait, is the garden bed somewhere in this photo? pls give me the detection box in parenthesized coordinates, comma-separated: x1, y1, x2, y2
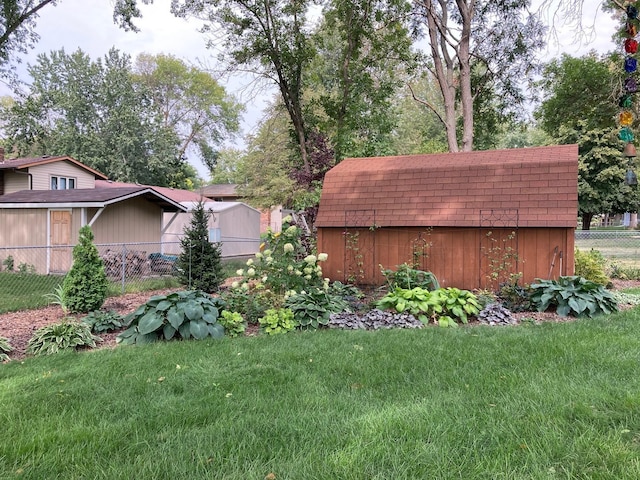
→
(1, 280, 637, 362)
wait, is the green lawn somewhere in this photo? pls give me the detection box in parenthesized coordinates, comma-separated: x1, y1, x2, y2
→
(0, 273, 64, 313)
(3, 310, 640, 479)
(0, 272, 182, 314)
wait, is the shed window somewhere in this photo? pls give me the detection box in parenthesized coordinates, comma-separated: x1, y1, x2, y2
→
(208, 228, 221, 243)
(51, 176, 76, 190)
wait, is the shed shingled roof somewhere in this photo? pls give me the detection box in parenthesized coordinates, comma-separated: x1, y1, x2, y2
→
(315, 145, 579, 228)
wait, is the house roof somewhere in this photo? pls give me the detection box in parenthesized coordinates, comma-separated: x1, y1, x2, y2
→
(0, 155, 108, 179)
(0, 186, 188, 212)
(315, 145, 579, 228)
(95, 179, 206, 203)
(198, 184, 240, 198)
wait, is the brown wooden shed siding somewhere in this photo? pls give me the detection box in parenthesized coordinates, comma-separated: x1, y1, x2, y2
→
(318, 227, 574, 289)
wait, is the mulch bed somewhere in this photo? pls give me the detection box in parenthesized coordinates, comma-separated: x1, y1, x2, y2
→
(1, 280, 638, 362)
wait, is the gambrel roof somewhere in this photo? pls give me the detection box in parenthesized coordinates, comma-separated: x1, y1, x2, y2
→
(316, 145, 579, 228)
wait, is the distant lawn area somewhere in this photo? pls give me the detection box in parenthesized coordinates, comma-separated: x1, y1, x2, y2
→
(0, 272, 64, 313)
(3, 310, 640, 479)
(0, 273, 182, 314)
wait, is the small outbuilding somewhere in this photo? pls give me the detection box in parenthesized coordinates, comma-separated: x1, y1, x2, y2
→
(162, 201, 261, 259)
(315, 145, 578, 290)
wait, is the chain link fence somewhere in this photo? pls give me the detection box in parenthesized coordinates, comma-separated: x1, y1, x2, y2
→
(574, 230, 640, 268)
(0, 242, 188, 313)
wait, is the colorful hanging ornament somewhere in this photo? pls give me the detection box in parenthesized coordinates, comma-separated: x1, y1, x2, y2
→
(625, 77, 638, 93)
(620, 127, 635, 142)
(627, 22, 638, 37)
(625, 56, 637, 72)
(621, 110, 634, 126)
(620, 94, 634, 108)
(628, 5, 638, 19)
(626, 38, 639, 53)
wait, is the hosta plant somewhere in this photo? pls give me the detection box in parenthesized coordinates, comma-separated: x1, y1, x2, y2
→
(0, 336, 13, 361)
(27, 320, 100, 356)
(432, 288, 481, 327)
(375, 287, 438, 323)
(258, 308, 297, 335)
(284, 287, 349, 329)
(219, 310, 247, 337)
(82, 310, 125, 333)
(529, 276, 618, 318)
(117, 290, 225, 345)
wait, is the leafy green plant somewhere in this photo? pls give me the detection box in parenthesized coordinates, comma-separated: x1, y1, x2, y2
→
(0, 336, 13, 361)
(574, 248, 610, 286)
(284, 287, 349, 329)
(377, 287, 481, 327)
(380, 263, 440, 290)
(498, 274, 532, 312)
(81, 310, 125, 333)
(376, 287, 438, 323)
(258, 308, 296, 335)
(529, 276, 618, 318)
(45, 284, 69, 314)
(63, 225, 108, 314)
(117, 290, 225, 345)
(2, 255, 14, 271)
(220, 286, 281, 324)
(431, 288, 481, 327)
(17, 262, 36, 274)
(219, 310, 247, 337)
(608, 262, 640, 280)
(26, 320, 100, 356)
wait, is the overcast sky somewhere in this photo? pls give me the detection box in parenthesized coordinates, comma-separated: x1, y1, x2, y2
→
(5, 0, 620, 177)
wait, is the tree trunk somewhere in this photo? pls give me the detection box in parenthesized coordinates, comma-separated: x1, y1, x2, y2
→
(581, 213, 593, 230)
(630, 212, 638, 229)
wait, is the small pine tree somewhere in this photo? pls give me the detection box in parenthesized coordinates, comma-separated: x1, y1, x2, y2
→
(62, 225, 108, 314)
(177, 201, 223, 292)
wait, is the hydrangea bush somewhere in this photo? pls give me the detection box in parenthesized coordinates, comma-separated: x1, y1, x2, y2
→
(224, 216, 334, 328)
(231, 217, 329, 294)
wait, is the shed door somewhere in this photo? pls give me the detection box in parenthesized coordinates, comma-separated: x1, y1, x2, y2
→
(50, 210, 72, 272)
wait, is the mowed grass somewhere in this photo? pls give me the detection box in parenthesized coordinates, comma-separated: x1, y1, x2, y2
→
(0, 273, 64, 313)
(0, 273, 182, 314)
(3, 310, 640, 479)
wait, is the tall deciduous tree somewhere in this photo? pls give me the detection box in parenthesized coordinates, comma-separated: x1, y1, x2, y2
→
(133, 53, 243, 173)
(172, 0, 316, 175)
(0, 48, 196, 187)
(310, 0, 413, 159)
(558, 123, 640, 230)
(0, 0, 152, 70)
(535, 52, 618, 136)
(411, 0, 546, 152)
(536, 52, 637, 230)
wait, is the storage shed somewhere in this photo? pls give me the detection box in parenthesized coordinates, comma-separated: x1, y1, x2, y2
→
(315, 145, 579, 290)
(162, 201, 261, 259)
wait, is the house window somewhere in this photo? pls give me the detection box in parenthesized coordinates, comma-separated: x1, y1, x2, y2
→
(50, 176, 76, 190)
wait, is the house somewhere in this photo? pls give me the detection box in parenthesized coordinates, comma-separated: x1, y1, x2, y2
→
(0, 156, 186, 273)
(0, 153, 261, 274)
(0, 155, 187, 274)
(315, 145, 579, 290)
(198, 183, 284, 233)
